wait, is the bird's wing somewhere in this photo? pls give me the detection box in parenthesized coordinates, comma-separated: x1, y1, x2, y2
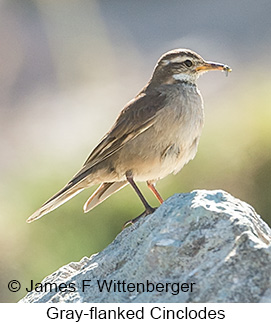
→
(70, 88, 167, 182)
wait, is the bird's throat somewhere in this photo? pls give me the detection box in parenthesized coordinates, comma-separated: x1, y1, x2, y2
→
(172, 73, 197, 84)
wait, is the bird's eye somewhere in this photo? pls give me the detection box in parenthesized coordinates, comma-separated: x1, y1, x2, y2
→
(184, 60, 193, 67)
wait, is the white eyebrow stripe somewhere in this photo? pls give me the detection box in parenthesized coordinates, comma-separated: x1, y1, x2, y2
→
(170, 57, 186, 63)
(161, 57, 186, 66)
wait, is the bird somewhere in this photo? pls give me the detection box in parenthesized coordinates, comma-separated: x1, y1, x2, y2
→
(27, 48, 231, 225)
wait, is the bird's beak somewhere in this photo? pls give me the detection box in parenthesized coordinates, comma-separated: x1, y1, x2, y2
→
(196, 61, 232, 75)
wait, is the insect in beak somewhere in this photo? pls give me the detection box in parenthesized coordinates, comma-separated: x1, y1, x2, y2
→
(223, 65, 232, 77)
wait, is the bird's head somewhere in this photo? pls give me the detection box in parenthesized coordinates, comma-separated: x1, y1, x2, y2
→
(150, 48, 231, 85)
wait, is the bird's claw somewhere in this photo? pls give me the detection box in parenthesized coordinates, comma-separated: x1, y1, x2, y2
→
(122, 207, 157, 230)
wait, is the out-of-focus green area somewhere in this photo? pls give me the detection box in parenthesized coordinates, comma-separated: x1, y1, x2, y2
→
(0, 0, 270, 302)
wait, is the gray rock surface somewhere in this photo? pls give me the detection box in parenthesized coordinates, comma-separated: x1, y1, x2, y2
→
(21, 190, 271, 303)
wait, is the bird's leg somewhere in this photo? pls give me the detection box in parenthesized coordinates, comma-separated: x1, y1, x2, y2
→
(147, 181, 164, 204)
(126, 172, 155, 213)
(123, 172, 156, 228)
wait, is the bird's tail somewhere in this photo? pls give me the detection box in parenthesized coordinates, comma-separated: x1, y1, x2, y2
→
(26, 182, 84, 223)
(83, 181, 128, 213)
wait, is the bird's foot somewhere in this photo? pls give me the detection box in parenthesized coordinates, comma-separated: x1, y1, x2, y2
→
(122, 206, 156, 230)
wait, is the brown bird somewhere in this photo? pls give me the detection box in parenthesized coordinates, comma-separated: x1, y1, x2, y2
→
(27, 48, 231, 225)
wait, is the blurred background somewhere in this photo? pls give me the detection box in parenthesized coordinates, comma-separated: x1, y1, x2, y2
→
(1, 0, 271, 302)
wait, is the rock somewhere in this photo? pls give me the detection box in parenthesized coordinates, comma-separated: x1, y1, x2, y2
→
(20, 190, 271, 303)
